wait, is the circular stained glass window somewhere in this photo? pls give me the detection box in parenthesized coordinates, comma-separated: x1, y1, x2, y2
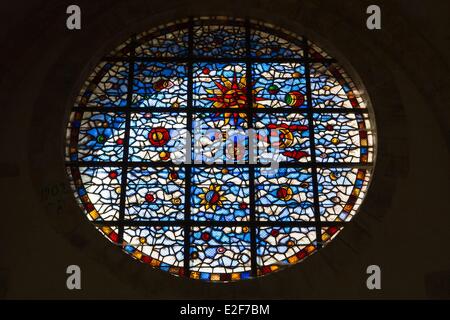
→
(65, 17, 376, 282)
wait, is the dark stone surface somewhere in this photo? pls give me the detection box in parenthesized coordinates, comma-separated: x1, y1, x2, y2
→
(0, 0, 448, 299)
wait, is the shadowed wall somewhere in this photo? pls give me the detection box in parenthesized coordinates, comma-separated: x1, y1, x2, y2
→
(0, 0, 448, 299)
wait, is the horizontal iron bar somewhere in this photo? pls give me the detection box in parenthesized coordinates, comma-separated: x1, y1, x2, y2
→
(102, 56, 337, 64)
(66, 161, 373, 169)
(93, 220, 346, 227)
(70, 106, 370, 114)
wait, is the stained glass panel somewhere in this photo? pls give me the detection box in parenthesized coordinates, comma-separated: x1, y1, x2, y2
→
(123, 226, 185, 268)
(310, 63, 366, 109)
(313, 112, 373, 163)
(252, 63, 307, 109)
(67, 112, 126, 162)
(132, 62, 188, 108)
(255, 168, 314, 222)
(193, 25, 246, 57)
(193, 62, 247, 109)
(128, 112, 187, 162)
(317, 168, 371, 222)
(73, 166, 122, 221)
(253, 113, 310, 163)
(76, 62, 129, 108)
(257, 227, 316, 268)
(193, 112, 248, 163)
(191, 167, 250, 222)
(190, 226, 252, 277)
(125, 167, 185, 221)
(251, 30, 303, 58)
(135, 23, 189, 58)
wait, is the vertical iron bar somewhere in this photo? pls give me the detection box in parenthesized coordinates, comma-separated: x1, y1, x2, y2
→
(118, 35, 136, 244)
(303, 37, 323, 249)
(245, 19, 258, 277)
(183, 17, 194, 277)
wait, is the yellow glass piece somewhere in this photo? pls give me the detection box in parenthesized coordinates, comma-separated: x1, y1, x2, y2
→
(150, 259, 160, 267)
(101, 226, 112, 235)
(331, 137, 340, 144)
(133, 251, 143, 260)
(211, 274, 220, 281)
(88, 209, 99, 220)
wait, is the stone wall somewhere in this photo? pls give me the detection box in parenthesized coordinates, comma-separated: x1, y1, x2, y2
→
(0, 0, 448, 298)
